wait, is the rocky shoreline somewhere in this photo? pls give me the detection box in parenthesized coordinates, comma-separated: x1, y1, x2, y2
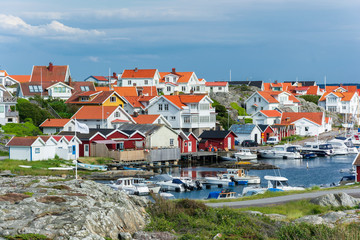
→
(0, 176, 150, 240)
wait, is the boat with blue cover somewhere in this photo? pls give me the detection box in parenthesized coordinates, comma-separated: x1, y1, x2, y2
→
(207, 190, 238, 199)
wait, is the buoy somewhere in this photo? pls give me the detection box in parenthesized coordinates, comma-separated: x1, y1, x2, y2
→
(306, 162, 309, 169)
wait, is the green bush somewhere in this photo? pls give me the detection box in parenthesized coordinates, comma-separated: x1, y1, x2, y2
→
(244, 118, 253, 124)
(16, 98, 51, 126)
(2, 122, 42, 137)
(299, 95, 321, 104)
(5, 233, 49, 240)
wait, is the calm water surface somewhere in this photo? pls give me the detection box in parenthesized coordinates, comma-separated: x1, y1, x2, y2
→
(168, 154, 356, 199)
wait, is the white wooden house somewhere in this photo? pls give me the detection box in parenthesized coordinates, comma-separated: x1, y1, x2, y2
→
(229, 124, 262, 145)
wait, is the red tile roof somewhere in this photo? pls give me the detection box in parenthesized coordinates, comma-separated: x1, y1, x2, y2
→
(163, 95, 207, 108)
(92, 76, 108, 81)
(10, 75, 31, 83)
(31, 64, 69, 82)
(260, 110, 282, 117)
(140, 86, 158, 96)
(70, 81, 96, 93)
(7, 137, 39, 146)
(113, 87, 138, 96)
(52, 136, 62, 142)
(95, 86, 111, 91)
(325, 117, 330, 124)
(111, 119, 131, 123)
(40, 119, 71, 127)
(121, 69, 157, 78)
(72, 106, 118, 119)
(66, 91, 118, 105)
(122, 96, 146, 108)
(132, 114, 160, 124)
(281, 112, 323, 126)
(295, 87, 309, 91)
(205, 82, 228, 86)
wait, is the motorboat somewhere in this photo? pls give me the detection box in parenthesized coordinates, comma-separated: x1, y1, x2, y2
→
(159, 192, 176, 200)
(207, 190, 239, 199)
(258, 145, 302, 159)
(178, 177, 203, 190)
(220, 169, 261, 184)
(242, 175, 305, 196)
(149, 174, 187, 192)
(234, 149, 257, 161)
(204, 175, 233, 186)
(107, 177, 150, 195)
(329, 137, 358, 154)
(301, 142, 334, 156)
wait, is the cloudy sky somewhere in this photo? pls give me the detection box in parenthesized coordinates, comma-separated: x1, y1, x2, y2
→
(1, 0, 359, 83)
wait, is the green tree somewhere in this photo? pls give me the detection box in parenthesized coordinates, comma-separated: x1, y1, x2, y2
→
(16, 98, 51, 126)
(299, 95, 321, 104)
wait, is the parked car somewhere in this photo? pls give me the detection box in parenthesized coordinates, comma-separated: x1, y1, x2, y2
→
(241, 140, 258, 147)
(266, 136, 279, 145)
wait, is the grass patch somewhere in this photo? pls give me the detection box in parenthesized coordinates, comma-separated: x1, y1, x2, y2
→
(78, 157, 112, 165)
(47, 178, 71, 182)
(230, 102, 247, 116)
(5, 233, 50, 240)
(0, 159, 90, 177)
(23, 192, 34, 197)
(279, 135, 309, 144)
(0, 150, 9, 156)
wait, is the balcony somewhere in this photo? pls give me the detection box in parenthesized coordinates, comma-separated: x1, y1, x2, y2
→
(0, 97, 17, 103)
(6, 111, 19, 118)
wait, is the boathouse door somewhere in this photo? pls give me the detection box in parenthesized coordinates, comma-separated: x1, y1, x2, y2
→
(84, 144, 89, 157)
(188, 142, 192, 152)
(228, 137, 232, 149)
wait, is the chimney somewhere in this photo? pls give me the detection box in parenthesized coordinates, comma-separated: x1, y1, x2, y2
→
(113, 72, 117, 78)
(48, 62, 53, 71)
(298, 82, 302, 87)
(133, 111, 139, 117)
(134, 67, 138, 72)
(172, 68, 176, 74)
(274, 80, 278, 84)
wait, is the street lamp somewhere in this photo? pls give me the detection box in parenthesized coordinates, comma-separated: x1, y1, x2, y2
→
(227, 109, 230, 130)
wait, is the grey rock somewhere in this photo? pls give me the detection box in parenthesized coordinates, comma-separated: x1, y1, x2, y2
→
(133, 231, 177, 240)
(294, 215, 324, 225)
(264, 214, 287, 221)
(0, 176, 149, 240)
(119, 232, 133, 240)
(242, 210, 263, 216)
(310, 193, 360, 207)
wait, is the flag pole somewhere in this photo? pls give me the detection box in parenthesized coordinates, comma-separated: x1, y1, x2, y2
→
(75, 118, 78, 180)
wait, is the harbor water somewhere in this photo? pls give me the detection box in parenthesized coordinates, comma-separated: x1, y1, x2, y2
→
(168, 154, 356, 199)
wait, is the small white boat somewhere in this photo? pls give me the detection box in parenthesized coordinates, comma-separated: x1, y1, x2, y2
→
(242, 175, 305, 196)
(259, 145, 302, 159)
(328, 138, 358, 154)
(207, 190, 239, 199)
(48, 167, 74, 171)
(301, 142, 334, 156)
(108, 177, 150, 195)
(220, 169, 261, 184)
(159, 192, 176, 200)
(149, 174, 186, 192)
(234, 149, 257, 161)
(18, 165, 32, 168)
(204, 176, 232, 185)
(77, 162, 107, 171)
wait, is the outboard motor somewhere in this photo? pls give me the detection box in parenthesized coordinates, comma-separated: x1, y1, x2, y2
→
(230, 176, 238, 185)
(195, 180, 203, 190)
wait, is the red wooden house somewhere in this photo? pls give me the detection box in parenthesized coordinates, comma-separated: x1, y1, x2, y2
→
(177, 131, 198, 153)
(270, 124, 296, 141)
(101, 129, 146, 150)
(198, 130, 237, 151)
(352, 153, 360, 182)
(258, 124, 275, 143)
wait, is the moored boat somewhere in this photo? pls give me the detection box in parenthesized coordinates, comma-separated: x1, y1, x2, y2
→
(220, 169, 260, 184)
(207, 189, 238, 199)
(234, 149, 257, 161)
(77, 162, 107, 171)
(107, 177, 150, 195)
(259, 145, 302, 159)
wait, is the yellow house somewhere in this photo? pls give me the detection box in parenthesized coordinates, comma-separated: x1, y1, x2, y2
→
(66, 91, 125, 107)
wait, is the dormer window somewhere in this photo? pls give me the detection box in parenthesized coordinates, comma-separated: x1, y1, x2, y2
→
(29, 85, 42, 93)
(80, 86, 90, 91)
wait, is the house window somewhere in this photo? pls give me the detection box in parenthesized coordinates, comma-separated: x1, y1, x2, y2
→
(171, 116, 176, 120)
(110, 97, 116, 102)
(35, 148, 40, 154)
(158, 104, 163, 111)
(182, 86, 186, 91)
(68, 146, 72, 153)
(191, 104, 197, 110)
(184, 116, 190, 123)
(80, 86, 90, 91)
(328, 106, 337, 112)
(144, 80, 148, 85)
(259, 98, 261, 102)
(167, 86, 171, 92)
(342, 106, 346, 110)
(117, 142, 124, 150)
(254, 97, 256, 102)
(7, 118, 12, 123)
(128, 80, 132, 85)
(68, 127, 72, 131)
(164, 104, 169, 111)
(261, 107, 264, 110)
(96, 124, 100, 129)
(191, 115, 199, 123)
(218, 87, 222, 90)
(164, 116, 168, 120)
(184, 142, 187, 146)
(115, 112, 120, 117)
(210, 115, 216, 122)
(305, 127, 309, 132)
(200, 116, 209, 122)
(170, 139, 174, 146)
(196, 86, 200, 91)
(80, 97, 89, 102)
(200, 104, 209, 110)
(0, 106, 4, 113)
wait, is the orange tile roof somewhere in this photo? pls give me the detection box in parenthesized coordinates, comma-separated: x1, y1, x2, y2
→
(77, 91, 100, 97)
(306, 86, 319, 95)
(121, 69, 157, 78)
(325, 117, 330, 124)
(163, 95, 207, 108)
(141, 86, 158, 96)
(260, 110, 282, 117)
(263, 83, 271, 91)
(270, 83, 282, 87)
(325, 85, 357, 92)
(257, 91, 278, 103)
(72, 106, 118, 120)
(95, 86, 111, 91)
(10, 75, 31, 83)
(113, 87, 138, 96)
(122, 96, 146, 108)
(159, 71, 194, 83)
(319, 91, 356, 102)
(111, 119, 130, 123)
(132, 114, 160, 124)
(40, 119, 71, 127)
(92, 76, 108, 81)
(281, 112, 323, 126)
